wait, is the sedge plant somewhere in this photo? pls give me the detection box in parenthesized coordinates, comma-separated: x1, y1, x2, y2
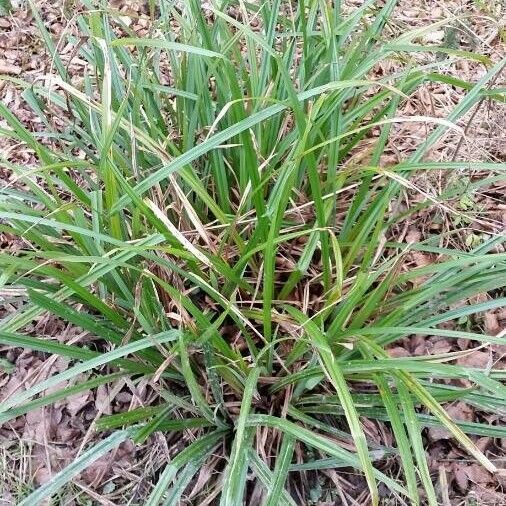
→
(0, 0, 505, 504)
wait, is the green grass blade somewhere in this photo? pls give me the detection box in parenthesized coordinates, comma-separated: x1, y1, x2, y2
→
(145, 429, 227, 506)
(285, 306, 379, 504)
(265, 434, 295, 506)
(220, 367, 260, 506)
(18, 430, 132, 506)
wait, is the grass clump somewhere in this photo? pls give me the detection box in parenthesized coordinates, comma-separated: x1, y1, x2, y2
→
(0, 1, 505, 504)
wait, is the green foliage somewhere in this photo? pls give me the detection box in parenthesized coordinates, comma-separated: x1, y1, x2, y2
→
(0, 0, 505, 504)
(0, 0, 12, 16)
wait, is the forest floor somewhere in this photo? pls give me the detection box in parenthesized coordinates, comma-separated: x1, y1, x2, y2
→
(1, 0, 505, 505)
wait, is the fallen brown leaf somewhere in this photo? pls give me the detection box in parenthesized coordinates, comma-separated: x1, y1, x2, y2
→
(66, 390, 90, 416)
(95, 384, 112, 415)
(457, 350, 491, 369)
(464, 464, 493, 485)
(428, 402, 474, 441)
(0, 61, 22, 75)
(453, 464, 469, 492)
